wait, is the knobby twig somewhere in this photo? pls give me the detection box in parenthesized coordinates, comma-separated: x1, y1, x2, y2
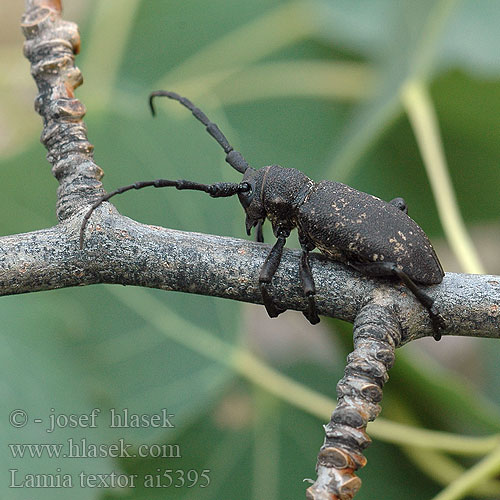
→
(1, 2, 499, 499)
(21, 0, 105, 221)
(307, 302, 401, 499)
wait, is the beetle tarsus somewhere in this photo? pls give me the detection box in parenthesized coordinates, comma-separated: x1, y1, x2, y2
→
(255, 220, 264, 243)
(260, 284, 286, 318)
(304, 296, 320, 325)
(429, 305, 446, 341)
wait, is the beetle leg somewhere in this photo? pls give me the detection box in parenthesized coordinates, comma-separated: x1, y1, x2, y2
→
(299, 242, 320, 325)
(255, 219, 264, 243)
(259, 229, 289, 318)
(389, 197, 408, 214)
(348, 261, 445, 341)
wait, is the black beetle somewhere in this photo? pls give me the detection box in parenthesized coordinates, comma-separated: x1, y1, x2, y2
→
(80, 91, 445, 340)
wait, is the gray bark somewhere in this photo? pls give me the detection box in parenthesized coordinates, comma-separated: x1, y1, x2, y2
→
(0, 0, 497, 346)
(1, 211, 499, 344)
(307, 302, 401, 499)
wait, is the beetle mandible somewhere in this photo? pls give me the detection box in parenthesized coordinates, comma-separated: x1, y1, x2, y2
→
(80, 90, 445, 340)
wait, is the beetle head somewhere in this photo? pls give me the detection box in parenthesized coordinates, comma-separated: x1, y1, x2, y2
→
(238, 165, 311, 237)
(237, 166, 267, 235)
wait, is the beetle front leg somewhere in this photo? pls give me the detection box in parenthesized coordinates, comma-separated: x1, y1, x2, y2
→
(348, 261, 445, 340)
(299, 241, 320, 325)
(259, 229, 289, 318)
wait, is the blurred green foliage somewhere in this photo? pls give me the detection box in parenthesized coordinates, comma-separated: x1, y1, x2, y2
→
(1, 1, 500, 499)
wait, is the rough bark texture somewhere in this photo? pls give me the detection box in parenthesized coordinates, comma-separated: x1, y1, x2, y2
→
(2, 3, 498, 500)
(1, 212, 499, 343)
(306, 302, 401, 499)
(21, 0, 105, 221)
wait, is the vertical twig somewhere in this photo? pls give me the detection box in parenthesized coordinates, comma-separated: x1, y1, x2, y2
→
(307, 302, 401, 499)
(21, 0, 104, 221)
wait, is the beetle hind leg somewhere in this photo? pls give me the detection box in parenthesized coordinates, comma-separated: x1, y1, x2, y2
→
(349, 261, 445, 341)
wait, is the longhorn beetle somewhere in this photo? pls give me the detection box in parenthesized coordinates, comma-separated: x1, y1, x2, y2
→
(80, 91, 445, 340)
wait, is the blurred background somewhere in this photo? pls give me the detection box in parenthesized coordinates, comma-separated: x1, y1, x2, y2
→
(1, 1, 500, 499)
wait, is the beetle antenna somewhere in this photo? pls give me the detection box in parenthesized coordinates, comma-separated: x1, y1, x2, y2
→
(79, 179, 250, 249)
(149, 90, 250, 174)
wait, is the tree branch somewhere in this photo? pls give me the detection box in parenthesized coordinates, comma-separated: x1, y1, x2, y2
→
(8, 0, 497, 343)
(1, 209, 498, 343)
(307, 302, 401, 499)
(5, 3, 500, 499)
(2, 0, 496, 345)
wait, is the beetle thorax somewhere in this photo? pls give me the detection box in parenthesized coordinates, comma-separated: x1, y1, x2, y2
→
(261, 165, 312, 235)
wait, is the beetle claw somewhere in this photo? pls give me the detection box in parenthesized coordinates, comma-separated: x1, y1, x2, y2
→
(260, 284, 286, 318)
(302, 295, 320, 324)
(429, 305, 446, 341)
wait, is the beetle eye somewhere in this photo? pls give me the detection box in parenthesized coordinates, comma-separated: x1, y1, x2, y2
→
(240, 182, 252, 194)
(238, 183, 254, 209)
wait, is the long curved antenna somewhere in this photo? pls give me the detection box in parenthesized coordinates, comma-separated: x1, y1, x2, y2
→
(149, 90, 250, 174)
(79, 179, 249, 249)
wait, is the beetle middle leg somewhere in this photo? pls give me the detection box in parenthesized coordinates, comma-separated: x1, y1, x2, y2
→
(348, 261, 445, 340)
(299, 237, 320, 325)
